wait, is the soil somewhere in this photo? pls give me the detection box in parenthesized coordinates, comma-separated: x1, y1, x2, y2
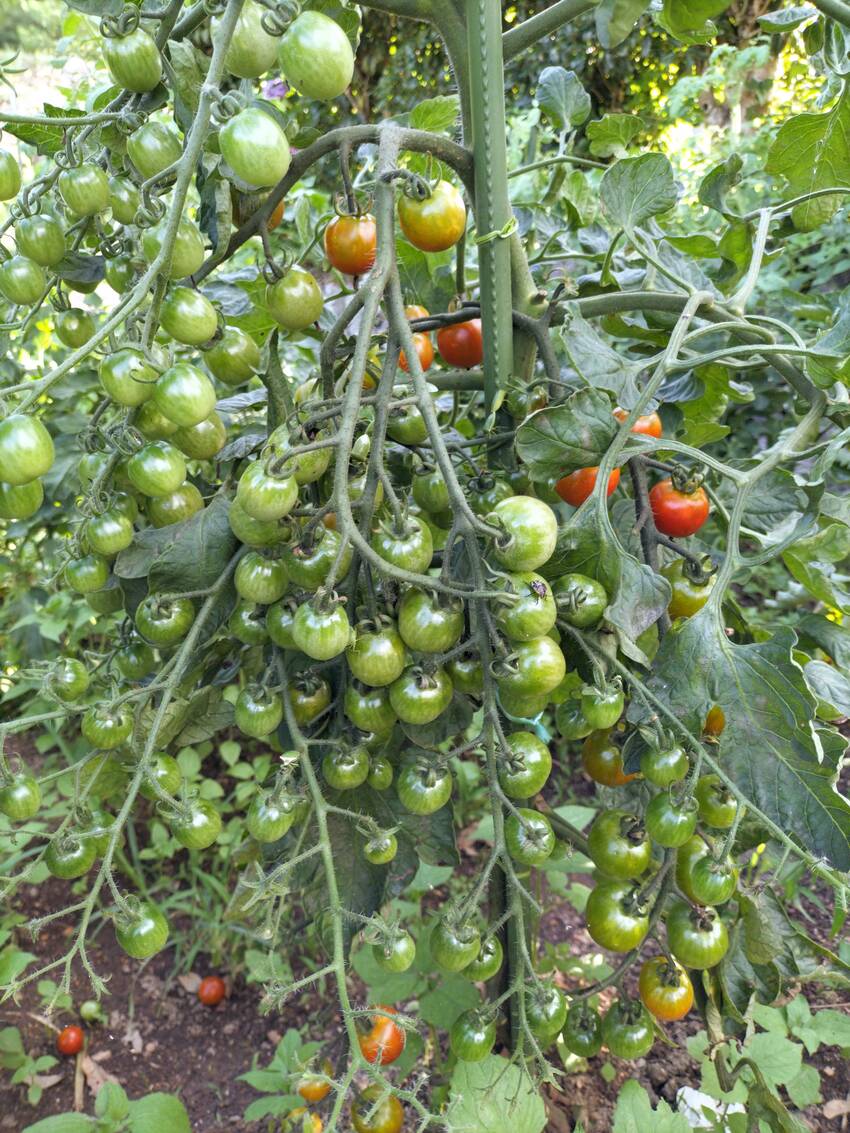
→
(1, 741, 849, 1132)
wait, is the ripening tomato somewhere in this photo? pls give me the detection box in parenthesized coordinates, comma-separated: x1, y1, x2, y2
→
(324, 214, 376, 275)
(436, 318, 482, 369)
(581, 731, 638, 787)
(358, 1007, 405, 1065)
(639, 956, 694, 1021)
(703, 705, 725, 736)
(649, 478, 710, 538)
(666, 900, 729, 969)
(399, 331, 434, 372)
(614, 407, 663, 438)
(297, 1059, 333, 1104)
(398, 180, 466, 252)
(350, 1085, 403, 1133)
(555, 466, 620, 507)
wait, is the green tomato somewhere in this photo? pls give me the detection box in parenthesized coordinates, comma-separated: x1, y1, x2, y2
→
(99, 347, 159, 407)
(229, 497, 289, 547)
(398, 588, 464, 654)
(45, 834, 96, 879)
(0, 773, 41, 821)
(127, 441, 187, 497)
(587, 808, 652, 880)
(220, 106, 290, 189)
(363, 831, 397, 865)
(126, 121, 181, 179)
(555, 698, 593, 741)
(235, 551, 288, 604)
(694, 774, 738, 829)
(0, 479, 43, 520)
(645, 793, 698, 849)
(389, 665, 453, 725)
(228, 601, 269, 645)
(488, 496, 557, 571)
(173, 412, 226, 460)
(396, 760, 452, 815)
(505, 808, 555, 866)
(281, 528, 351, 589)
(367, 754, 394, 791)
(103, 26, 162, 91)
(450, 1010, 496, 1061)
(266, 598, 297, 648)
(498, 731, 553, 800)
(237, 461, 299, 522)
(0, 149, 22, 201)
(288, 676, 331, 726)
(234, 686, 282, 738)
(585, 880, 649, 952)
(134, 594, 195, 646)
(65, 554, 110, 594)
(246, 791, 296, 842)
(688, 855, 739, 905)
(293, 597, 352, 660)
(219, 0, 280, 78)
(373, 931, 416, 973)
(580, 680, 625, 730)
(666, 900, 729, 970)
(160, 289, 218, 347)
(465, 935, 503, 981)
(15, 213, 66, 267)
(0, 255, 45, 305)
(86, 508, 134, 557)
(140, 753, 182, 801)
(205, 325, 260, 385)
(431, 918, 480, 972)
(56, 308, 95, 348)
(81, 704, 133, 749)
(115, 901, 169, 959)
(171, 798, 222, 850)
(58, 164, 110, 217)
(640, 744, 689, 787)
(278, 11, 354, 100)
(493, 572, 557, 642)
(322, 745, 370, 791)
(142, 217, 205, 280)
(601, 999, 654, 1059)
(344, 683, 397, 733)
(371, 516, 433, 573)
(347, 620, 406, 687)
(552, 572, 608, 628)
(115, 639, 157, 681)
(108, 176, 141, 225)
(266, 265, 323, 331)
(563, 1004, 602, 1057)
(526, 985, 567, 1045)
(147, 483, 204, 528)
(154, 362, 217, 426)
(496, 636, 566, 699)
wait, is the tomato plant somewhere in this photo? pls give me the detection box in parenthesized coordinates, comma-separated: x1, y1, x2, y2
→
(2, 3, 849, 1129)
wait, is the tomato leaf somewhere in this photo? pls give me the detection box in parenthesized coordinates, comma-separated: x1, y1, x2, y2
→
(535, 68, 591, 131)
(559, 313, 643, 403)
(783, 522, 850, 613)
(586, 114, 645, 159)
(515, 388, 618, 480)
(639, 615, 850, 870)
(611, 1080, 691, 1132)
(446, 1055, 546, 1133)
(595, 0, 652, 48)
(600, 153, 678, 230)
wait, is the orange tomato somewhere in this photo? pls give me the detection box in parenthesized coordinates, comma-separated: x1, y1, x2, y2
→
(357, 1006, 405, 1065)
(613, 407, 663, 438)
(555, 466, 620, 507)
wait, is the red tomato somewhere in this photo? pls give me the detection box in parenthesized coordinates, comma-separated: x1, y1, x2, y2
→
(404, 304, 429, 320)
(197, 975, 227, 1006)
(649, 478, 710, 537)
(357, 1006, 405, 1065)
(555, 466, 620, 507)
(399, 332, 434, 372)
(613, 407, 663, 438)
(324, 214, 377, 275)
(436, 319, 483, 369)
(57, 1025, 84, 1056)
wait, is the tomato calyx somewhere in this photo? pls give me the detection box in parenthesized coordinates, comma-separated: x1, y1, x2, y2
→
(678, 553, 716, 587)
(668, 465, 705, 498)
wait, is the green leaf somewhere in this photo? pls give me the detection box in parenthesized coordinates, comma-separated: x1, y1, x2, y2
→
(759, 6, 817, 33)
(748, 1032, 803, 1088)
(128, 1093, 192, 1133)
(4, 105, 87, 156)
(805, 659, 850, 717)
(638, 616, 850, 870)
(766, 85, 850, 231)
(698, 154, 744, 217)
(325, 811, 388, 954)
(783, 522, 850, 613)
(148, 494, 238, 595)
(419, 973, 480, 1029)
(351, 943, 426, 1002)
(167, 40, 207, 130)
(586, 114, 644, 159)
(0, 946, 36, 985)
(658, 0, 729, 44)
(535, 68, 591, 131)
(174, 694, 235, 746)
(21, 1118, 93, 1133)
(596, 0, 652, 48)
(66, 0, 123, 11)
(600, 153, 678, 230)
(55, 253, 105, 287)
(559, 313, 642, 403)
(784, 1063, 822, 1108)
(612, 1080, 691, 1133)
(720, 923, 783, 1020)
(409, 95, 459, 135)
(515, 388, 617, 481)
(242, 1096, 300, 1121)
(740, 892, 787, 966)
(813, 1007, 850, 1047)
(95, 1082, 129, 1122)
(446, 1055, 546, 1133)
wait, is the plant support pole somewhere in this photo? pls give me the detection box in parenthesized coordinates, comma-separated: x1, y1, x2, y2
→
(466, 0, 514, 409)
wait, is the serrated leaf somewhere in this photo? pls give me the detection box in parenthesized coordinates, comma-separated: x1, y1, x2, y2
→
(148, 494, 238, 595)
(586, 113, 644, 158)
(759, 5, 817, 32)
(698, 153, 744, 217)
(446, 1055, 546, 1133)
(217, 433, 266, 462)
(805, 659, 850, 716)
(612, 1080, 691, 1132)
(596, 0, 652, 48)
(783, 523, 850, 613)
(636, 616, 850, 869)
(766, 85, 850, 231)
(536, 67, 591, 131)
(55, 253, 104, 286)
(601, 153, 678, 230)
(20, 1118, 93, 1133)
(216, 388, 267, 413)
(4, 105, 86, 156)
(560, 313, 643, 403)
(515, 388, 618, 480)
(409, 95, 459, 135)
(747, 1032, 803, 1088)
(175, 696, 235, 746)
